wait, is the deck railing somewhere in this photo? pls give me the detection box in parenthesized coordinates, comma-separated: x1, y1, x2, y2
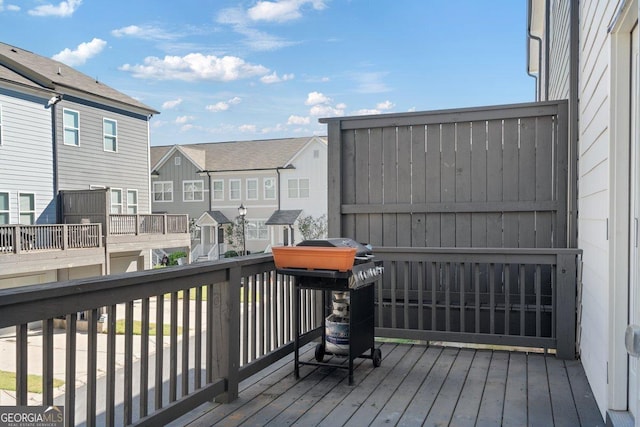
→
(108, 214, 189, 235)
(0, 254, 319, 426)
(0, 247, 580, 425)
(373, 247, 582, 359)
(0, 224, 102, 254)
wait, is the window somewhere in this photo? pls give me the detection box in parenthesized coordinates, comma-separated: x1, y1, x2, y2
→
(103, 118, 117, 152)
(127, 190, 138, 214)
(175, 157, 181, 166)
(183, 180, 204, 202)
(0, 192, 9, 224)
(246, 179, 258, 200)
(152, 181, 173, 202)
(19, 193, 35, 225)
(110, 189, 123, 214)
(247, 220, 268, 240)
(263, 178, 276, 200)
(212, 180, 224, 201)
(313, 149, 319, 159)
(63, 109, 80, 146)
(288, 178, 310, 198)
(229, 179, 241, 200)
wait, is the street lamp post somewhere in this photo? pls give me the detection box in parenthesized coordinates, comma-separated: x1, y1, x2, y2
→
(238, 204, 247, 256)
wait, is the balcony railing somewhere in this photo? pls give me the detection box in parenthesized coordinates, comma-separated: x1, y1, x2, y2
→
(0, 247, 581, 425)
(108, 214, 189, 235)
(0, 224, 102, 254)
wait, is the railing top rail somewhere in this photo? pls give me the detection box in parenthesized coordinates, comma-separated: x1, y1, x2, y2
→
(372, 246, 582, 256)
(0, 253, 274, 328)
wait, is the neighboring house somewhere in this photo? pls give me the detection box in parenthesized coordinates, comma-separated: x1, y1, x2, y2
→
(150, 136, 328, 260)
(528, 0, 639, 423)
(0, 42, 190, 288)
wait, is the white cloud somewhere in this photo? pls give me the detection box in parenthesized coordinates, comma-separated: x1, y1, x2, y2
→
(354, 71, 390, 93)
(261, 123, 286, 133)
(162, 98, 183, 110)
(7, 4, 19, 11)
(288, 115, 310, 125)
(260, 72, 294, 84)
(305, 91, 330, 106)
(28, 0, 82, 17)
(176, 116, 195, 124)
(206, 96, 242, 113)
(354, 108, 381, 115)
(120, 53, 270, 82)
(310, 104, 344, 117)
(111, 25, 175, 40)
(239, 124, 257, 133)
(376, 100, 395, 110)
(247, 0, 327, 23)
(52, 38, 106, 66)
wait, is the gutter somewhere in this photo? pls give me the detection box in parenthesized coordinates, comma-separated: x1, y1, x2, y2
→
(527, 0, 547, 101)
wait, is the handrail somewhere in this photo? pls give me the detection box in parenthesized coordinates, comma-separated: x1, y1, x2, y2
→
(0, 224, 102, 254)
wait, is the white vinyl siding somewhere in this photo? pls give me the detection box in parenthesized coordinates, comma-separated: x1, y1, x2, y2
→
(288, 178, 310, 198)
(183, 180, 204, 202)
(229, 179, 241, 201)
(19, 192, 35, 224)
(212, 180, 224, 201)
(127, 189, 138, 214)
(63, 109, 80, 146)
(153, 181, 173, 202)
(0, 104, 3, 145)
(264, 177, 276, 200)
(110, 188, 123, 214)
(247, 220, 268, 240)
(103, 118, 117, 152)
(0, 192, 9, 224)
(246, 179, 258, 200)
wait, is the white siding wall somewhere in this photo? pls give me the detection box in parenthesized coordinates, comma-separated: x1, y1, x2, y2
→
(576, 0, 618, 417)
(280, 139, 328, 218)
(548, 0, 571, 100)
(0, 87, 55, 224)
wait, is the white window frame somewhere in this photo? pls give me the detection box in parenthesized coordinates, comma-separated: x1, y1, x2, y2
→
(110, 188, 123, 214)
(18, 192, 35, 225)
(183, 180, 204, 202)
(229, 179, 241, 201)
(212, 180, 224, 201)
(175, 156, 181, 166)
(0, 191, 9, 224)
(152, 181, 173, 202)
(103, 118, 118, 152)
(246, 219, 268, 240)
(127, 189, 138, 214)
(63, 108, 80, 146)
(264, 177, 276, 200)
(288, 178, 310, 199)
(246, 178, 258, 200)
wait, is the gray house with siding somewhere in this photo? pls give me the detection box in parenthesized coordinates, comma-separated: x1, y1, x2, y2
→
(150, 136, 327, 260)
(0, 42, 190, 287)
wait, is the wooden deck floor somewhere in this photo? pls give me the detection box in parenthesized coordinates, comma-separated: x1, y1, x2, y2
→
(169, 343, 604, 427)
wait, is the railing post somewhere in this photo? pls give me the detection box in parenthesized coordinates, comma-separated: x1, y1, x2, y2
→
(62, 224, 68, 250)
(555, 251, 577, 359)
(14, 225, 20, 254)
(164, 215, 168, 235)
(136, 214, 141, 235)
(212, 264, 241, 403)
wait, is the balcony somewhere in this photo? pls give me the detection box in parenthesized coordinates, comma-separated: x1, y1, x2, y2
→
(105, 214, 191, 253)
(0, 247, 602, 426)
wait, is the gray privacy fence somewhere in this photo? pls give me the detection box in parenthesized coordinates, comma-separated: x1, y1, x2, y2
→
(321, 100, 574, 249)
(321, 101, 579, 357)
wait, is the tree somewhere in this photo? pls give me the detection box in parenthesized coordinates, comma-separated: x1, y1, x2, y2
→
(298, 214, 328, 240)
(225, 216, 246, 253)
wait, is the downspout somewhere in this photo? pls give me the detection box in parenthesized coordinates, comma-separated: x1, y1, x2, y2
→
(568, 0, 579, 248)
(276, 168, 282, 211)
(543, 0, 550, 101)
(206, 171, 212, 212)
(527, 0, 544, 101)
(51, 101, 60, 223)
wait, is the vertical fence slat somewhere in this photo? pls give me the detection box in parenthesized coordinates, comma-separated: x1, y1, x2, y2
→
(182, 290, 190, 397)
(65, 313, 77, 427)
(403, 261, 410, 328)
(194, 287, 202, 390)
(536, 265, 542, 337)
(106, 305, 117, 427)
(520, 265, 526, 336)
(16, 324, 27, 405)
(505, 266, 511, 335)
(169, 292, 178, 402)
(140, 297, 150, 417)
(42, 318, 54, 405)
(417, 262, 424, 330)
(459, 263, 466, 333)
(86, 309, 98, 426)
(125, 301, 134, 425)
(155, 295, 164, 410)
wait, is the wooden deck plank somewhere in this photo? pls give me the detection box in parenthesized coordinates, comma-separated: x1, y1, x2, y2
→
(527, 354, 553, 426)
(424, 348, 475, 426)
(450, 349, 492, 426)
(176, 344, 603, 427)
(369, 346, 443, 426)
(502, 352, 528, 426)
(476, 351, 509, 426)
(397, 347, 459, 425)
(546, 357, 581, 426)
(343, 345, 426, 426)
(565, 359, 605, 426)
(316, 344, 411, 427)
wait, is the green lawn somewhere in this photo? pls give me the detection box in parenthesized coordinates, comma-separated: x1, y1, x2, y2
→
(111, 319, 182, 335)
(0, 370, 63, 393)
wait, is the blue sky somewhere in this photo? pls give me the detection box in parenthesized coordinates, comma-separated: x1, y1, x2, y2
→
(1, 0, 534, 146)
